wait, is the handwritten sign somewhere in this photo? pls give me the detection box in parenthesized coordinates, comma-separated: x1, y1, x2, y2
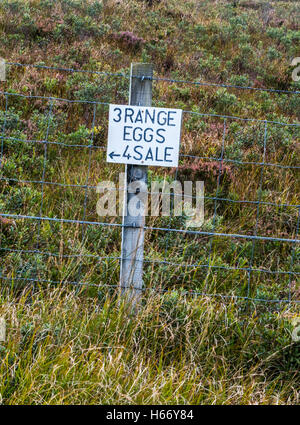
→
(107, 104, 182, 167)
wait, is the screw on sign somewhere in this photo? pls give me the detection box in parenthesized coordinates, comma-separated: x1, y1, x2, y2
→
(107, 104, 182, 167)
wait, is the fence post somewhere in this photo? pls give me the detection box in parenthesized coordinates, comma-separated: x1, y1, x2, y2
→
(120, 63, 153, 305)
(0, 58, 5, 82)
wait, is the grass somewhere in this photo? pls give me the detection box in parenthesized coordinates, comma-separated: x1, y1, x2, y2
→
(0, 286, 299, 405)
(0, 0, 299, 405)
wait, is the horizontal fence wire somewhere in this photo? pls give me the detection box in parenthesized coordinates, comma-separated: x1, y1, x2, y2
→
(0, 211, 299, 244)
(0, 63, 299, 306)
(1, 274, 297, 305)
(6, 61, 300, 95)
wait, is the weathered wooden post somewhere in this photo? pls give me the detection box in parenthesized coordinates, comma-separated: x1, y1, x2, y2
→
(119, 63, 153, 305)
(0, 58, 6, 82)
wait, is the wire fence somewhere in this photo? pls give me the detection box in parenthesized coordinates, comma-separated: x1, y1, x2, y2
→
(0, 62, 299, 306)
(7, 61, 300, 95)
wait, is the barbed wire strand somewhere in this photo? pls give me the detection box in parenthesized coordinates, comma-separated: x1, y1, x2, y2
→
(1, 212, 299, 244)
(6, 61, 300, 95)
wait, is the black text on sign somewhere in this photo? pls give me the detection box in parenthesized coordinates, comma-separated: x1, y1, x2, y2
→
(107, 104, 182, 167)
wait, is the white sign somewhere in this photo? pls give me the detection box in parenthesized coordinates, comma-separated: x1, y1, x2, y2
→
(107, 104, 182, 167)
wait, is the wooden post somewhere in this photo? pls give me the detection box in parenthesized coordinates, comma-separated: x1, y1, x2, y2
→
(0, 317, 6, 342)
(120, 63, 153, 305)
(0, 58, 5, 82)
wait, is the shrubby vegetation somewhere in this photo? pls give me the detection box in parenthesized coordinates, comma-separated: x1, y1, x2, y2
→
(0, 287, 298, 404)
(0, 0, 299, 404)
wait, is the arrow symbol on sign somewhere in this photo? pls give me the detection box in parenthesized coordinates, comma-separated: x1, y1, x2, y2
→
(109, 151, 121, 160)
